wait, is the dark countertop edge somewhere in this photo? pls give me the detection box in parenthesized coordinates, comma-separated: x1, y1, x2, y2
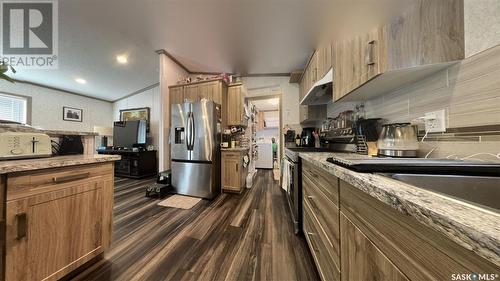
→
(0, 155, 121, 175)
(299, 152, 500, 266)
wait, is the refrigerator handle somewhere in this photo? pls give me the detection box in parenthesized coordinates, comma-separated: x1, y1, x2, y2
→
(187, 111, 195, 150)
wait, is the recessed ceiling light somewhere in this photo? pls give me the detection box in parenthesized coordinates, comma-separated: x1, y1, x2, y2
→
(75, 78, 87, 84)
(116, 55, 128, 64)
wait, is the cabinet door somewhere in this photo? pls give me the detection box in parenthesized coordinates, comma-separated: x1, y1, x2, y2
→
(222, 155, 241, 191)
(335, 35, 363, 100)
(184, 84, 200, 102)
(6, 180, 105, 281)
(359, 27, 385, 86)
(340, 213, 409, 281)
(199, 81, 222, 104)
(317, 43, 332, 79)
(170, 86, 184, 106)
(227, 86, 244, 126)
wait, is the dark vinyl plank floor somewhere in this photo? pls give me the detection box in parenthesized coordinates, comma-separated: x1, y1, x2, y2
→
(72, 170, 319, 281)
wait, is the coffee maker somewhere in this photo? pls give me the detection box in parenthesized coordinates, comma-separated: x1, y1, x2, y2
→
(300, 127, 316, 147)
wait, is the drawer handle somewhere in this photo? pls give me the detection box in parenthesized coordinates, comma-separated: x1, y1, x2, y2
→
(307, 232, 320, 252)
(307, 195, 318, 210)
(53, 172, 90, 184)
(16, 213, 27, 239)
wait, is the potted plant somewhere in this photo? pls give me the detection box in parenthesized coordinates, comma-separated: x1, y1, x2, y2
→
(0, 61, 16, 82)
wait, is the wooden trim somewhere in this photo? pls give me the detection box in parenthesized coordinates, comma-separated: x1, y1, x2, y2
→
(113, 83, 159, 102)
(156, 49, 190, 74)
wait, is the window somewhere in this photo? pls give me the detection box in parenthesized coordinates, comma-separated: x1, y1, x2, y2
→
(0, 93, 28, 124)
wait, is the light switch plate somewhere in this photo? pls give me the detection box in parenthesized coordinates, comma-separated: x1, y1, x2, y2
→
(425, 109, 446, 133)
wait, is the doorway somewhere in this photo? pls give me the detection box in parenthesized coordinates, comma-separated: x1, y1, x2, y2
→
(246, 95, 282, 181)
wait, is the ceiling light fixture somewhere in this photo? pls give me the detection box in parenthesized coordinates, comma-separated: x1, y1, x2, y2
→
(116, 55, 128, 64)
(75, 78, 87, 84)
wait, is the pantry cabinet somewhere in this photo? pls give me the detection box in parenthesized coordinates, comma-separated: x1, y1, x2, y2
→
(334, 0, 464, 101)
(226, 84, 247, 127)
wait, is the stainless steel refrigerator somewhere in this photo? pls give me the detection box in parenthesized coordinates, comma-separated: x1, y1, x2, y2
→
(171, 100, 221, 199)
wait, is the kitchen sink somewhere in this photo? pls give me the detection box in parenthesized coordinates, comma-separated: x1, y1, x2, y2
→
(387, 174, 500, 212)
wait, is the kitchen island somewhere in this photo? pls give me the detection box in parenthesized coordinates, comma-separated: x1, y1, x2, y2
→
(0, 154, 120, 281)
(299, 152, 500, 281)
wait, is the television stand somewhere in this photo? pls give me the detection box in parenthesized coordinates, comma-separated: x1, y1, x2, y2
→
(98, 149, 157, 179)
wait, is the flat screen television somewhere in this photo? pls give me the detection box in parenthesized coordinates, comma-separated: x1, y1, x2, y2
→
(113, 120, 147, 148)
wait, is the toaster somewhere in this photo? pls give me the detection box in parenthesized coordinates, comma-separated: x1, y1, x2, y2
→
(0, 132, 52, 160)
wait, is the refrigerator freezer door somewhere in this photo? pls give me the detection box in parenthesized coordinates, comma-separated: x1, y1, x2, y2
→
(172, 161, 219, 199)
(191, 100, 216, 162)
(171, 103, 191, 161)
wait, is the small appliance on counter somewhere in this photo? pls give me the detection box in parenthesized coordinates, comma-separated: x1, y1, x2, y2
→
(58, 135, 84, 155)
(300, 127, 316, 147)
(377, 123, 419, 157)
(0, 132, 52, 160)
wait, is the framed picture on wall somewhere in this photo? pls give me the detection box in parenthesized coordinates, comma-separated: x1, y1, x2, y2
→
(63, 107, 83, 122)
(119, 107, 150, 131)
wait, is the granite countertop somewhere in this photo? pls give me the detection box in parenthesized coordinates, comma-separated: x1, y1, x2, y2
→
(221, 147, 250, 151)
(299, 152, 500, 267)
(0, 124, 98, 136)
(0, 154, 121, 174)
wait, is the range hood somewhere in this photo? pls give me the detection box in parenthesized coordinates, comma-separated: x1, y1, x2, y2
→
(300, 68, 333, 105)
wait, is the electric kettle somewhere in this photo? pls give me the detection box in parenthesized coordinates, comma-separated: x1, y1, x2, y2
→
(377, 123, 419, 157)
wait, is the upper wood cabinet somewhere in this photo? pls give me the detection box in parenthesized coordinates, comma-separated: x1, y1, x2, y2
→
(169, 85, 184, 106)
(226, 84, 247, 127)
(316, 43, 333, 81)
(334, 0, 464, 101)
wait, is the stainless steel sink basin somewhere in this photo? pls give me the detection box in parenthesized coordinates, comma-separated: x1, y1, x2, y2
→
(388, 174, 500, 212)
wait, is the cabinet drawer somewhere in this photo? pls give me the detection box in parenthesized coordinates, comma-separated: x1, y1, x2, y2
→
(303, 174, 340, 268)
(302, 160, 339, 206)
(303, 202, 340, 281)
(7, 163, 113, 201)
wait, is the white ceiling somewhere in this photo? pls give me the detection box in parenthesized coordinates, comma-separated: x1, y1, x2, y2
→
(7, 0, 413, 101)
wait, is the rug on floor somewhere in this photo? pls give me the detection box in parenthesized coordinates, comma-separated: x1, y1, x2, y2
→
(157, 194, 202, 209)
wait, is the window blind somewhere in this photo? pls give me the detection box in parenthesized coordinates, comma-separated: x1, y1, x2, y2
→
(0, 93, 27, 124)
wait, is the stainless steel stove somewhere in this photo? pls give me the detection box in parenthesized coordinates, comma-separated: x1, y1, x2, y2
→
(284, 147, 335, 234)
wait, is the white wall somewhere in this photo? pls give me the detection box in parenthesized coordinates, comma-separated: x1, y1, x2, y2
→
(159, 54, 190, 171)
(113, 85, 160, 149)
(0, 80, 113, 131)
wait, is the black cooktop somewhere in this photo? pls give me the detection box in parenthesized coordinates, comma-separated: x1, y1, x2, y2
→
(327, 157, 500, 176)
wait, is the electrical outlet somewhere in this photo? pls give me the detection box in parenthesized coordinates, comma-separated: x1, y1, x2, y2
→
(424, 109, 446, 133)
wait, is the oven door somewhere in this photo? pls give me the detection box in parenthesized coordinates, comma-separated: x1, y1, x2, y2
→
(285, 157, 300, 234)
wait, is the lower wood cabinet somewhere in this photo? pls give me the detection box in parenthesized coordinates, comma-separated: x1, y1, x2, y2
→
(221, 150, 248, 193)
(301, 159, 500, 281)
(2, 163, 114, 281)
(340, 213, 408, 281)
(302, 161, 341, 281)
